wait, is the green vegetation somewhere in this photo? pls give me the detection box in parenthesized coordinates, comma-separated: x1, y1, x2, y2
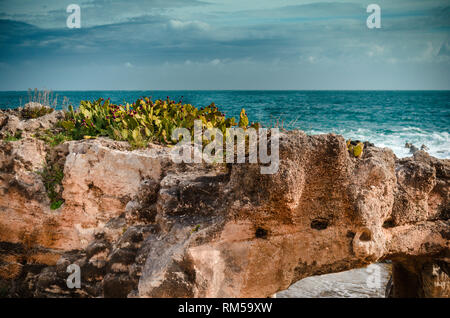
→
(12, 96, 257, 151)
(22, 106, 54, 119)
(59, 97, 253, 149)
(37, 164, 65, 210)
(191, 224, 201, 233)
(3, 130, 22, 142)
(346, 139, 364, 158)
(35, 130, 71, 147)
(50, 200, 64, 210)
(238, 109, 249, 128)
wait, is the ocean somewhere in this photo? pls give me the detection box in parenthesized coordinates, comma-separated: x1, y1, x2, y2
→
(1, 90, 449, 158)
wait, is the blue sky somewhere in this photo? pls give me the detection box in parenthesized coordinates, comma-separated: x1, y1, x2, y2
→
(0, 0, 449, 90)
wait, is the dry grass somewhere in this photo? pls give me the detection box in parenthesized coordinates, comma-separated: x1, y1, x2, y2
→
(262, 115, 300, 132)
(27, 88, 58, 108)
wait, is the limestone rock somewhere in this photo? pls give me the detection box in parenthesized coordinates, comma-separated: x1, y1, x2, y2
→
(0, 108, 64, 138)
(0, 130, 448, 298)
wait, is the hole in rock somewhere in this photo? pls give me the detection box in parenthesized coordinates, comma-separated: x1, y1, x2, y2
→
(382, 218, 395, 228)
(359, 229, 372, 241)
(255, 227, 268, 239)
(310, 219, 329, 230)
(439, 208, 449, 220)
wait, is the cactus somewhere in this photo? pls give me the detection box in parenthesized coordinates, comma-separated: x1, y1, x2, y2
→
(346, 139, 364, 158)
(61, 121, 75, 131)
(353, 142, 364, 158)
(239, 108, 249, 129)
(61, 97, 253, 149)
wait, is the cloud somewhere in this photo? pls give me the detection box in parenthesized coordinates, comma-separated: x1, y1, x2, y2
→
(0, 0, 449, 89)
(0, 0, 208, 28)
(168, 19, 210, 31)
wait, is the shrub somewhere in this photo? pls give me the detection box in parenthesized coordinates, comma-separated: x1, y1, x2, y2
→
(22, 106, 54, 119)
(61, 97, 250, 148)
(35, 130, 71, 147)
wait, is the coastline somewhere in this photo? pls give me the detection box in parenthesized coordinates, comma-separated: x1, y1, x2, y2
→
(1, 90, 449, 160)
(0, 104, 448, 298)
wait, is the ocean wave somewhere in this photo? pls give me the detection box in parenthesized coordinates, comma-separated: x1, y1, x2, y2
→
(306, 127, 449, 159)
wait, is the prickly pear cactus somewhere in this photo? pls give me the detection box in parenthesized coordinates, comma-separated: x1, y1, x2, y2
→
(239, 108, 249, 129)
(346, 139, 364, 158)
(353, 142, 364, 158)
(62, 96, 251, 149)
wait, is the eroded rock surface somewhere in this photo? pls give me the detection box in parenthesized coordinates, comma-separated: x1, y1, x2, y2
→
(0, 105, 64, 139)
(0, 112, 448, 298)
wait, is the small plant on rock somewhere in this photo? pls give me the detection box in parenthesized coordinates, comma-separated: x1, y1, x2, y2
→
(35, 130, 71, 147)
(3, 130, 22, 142)
(22, 106, 54, 119)
(191, 224, 201, 233)
(346, 139, 364, 158)
(37, 163, 65, 210)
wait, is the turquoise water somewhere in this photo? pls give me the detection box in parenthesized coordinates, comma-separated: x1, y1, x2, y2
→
(1, 90, 449, 158)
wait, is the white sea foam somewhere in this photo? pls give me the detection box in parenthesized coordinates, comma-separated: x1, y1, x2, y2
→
(307, 127, 450, 159)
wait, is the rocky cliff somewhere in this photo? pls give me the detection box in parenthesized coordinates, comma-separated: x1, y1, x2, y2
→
(0, 109, 448, 298)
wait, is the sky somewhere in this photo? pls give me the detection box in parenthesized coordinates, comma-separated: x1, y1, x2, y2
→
(0, 0, 449, 90)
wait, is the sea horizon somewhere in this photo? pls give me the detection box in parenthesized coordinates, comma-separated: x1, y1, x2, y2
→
(1, 90, 448, 160)
(1, 89, 449, 92)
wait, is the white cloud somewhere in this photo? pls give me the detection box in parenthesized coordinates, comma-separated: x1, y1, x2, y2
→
(168, 19, 210, 31)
